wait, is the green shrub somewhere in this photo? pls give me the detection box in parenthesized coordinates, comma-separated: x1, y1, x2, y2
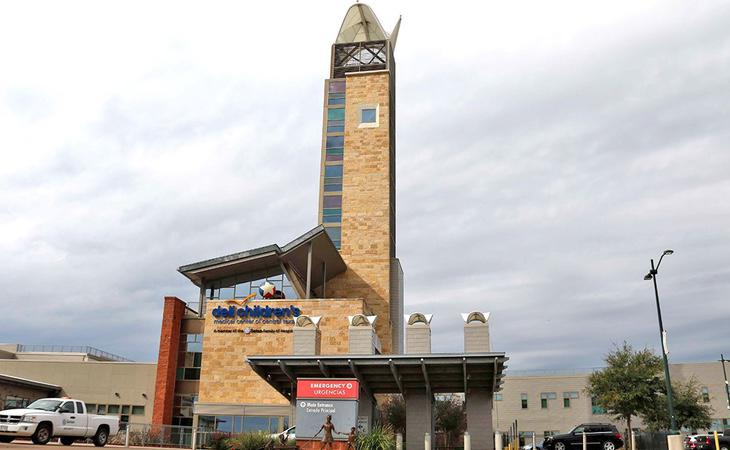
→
(357, 424, 396, 450)
(209, 432, 230, 450)
(226, 431, 273, 450)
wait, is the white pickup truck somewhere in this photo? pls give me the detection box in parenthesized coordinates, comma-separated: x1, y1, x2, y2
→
(0, 398, 119, 446)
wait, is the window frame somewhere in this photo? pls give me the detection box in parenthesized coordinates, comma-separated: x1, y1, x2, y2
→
(358, 104, 379, 128)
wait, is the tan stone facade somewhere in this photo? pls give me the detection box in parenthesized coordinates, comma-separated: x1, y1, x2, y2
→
(326, 71, 396, 354)
(197, 298, 369, 405)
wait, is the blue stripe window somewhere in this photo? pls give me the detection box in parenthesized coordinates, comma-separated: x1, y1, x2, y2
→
(328, 97, 345, 105)
(327, 125, 345, 133)
(324, 183, 342, 192)
(325, 227, 341, 247)
(326, 136, 344, 149)
(327, 108, 345, 121)
(324, 165, 343, 178)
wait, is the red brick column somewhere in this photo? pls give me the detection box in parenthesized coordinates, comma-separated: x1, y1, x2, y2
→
(152, 296, 186, 425)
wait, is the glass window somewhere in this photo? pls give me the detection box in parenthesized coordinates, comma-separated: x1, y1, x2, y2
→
(270, 417, 280, 433)
(521, 393, 528, 409)
(243, 416, 270, 433)
(323, 195, 342, 208)
(328, 97, 345, 106)
(329, 80, 345, 93)
(327, 125, 345, 133)
(76, 402, 84, 414)
(121, 415, 129, 423)
(86, 404, 96, 414)
(234, 416, 244, 433)
(184, 368, 201, 380)
(283, 286, 297, 299)
(361, 108, 377, 123)
(108, 405, 120, 414)
(541, 399, 548, 409)
(122, 405, 130, 414)
(327, 108, 345, 121)
(324, 183, 342, 192)
(494, 393, 503, 401)
(325, 154, 343, 162)
(215, 416, 233, 433)
(326, 135, 344, 149)
(325, 227, 341, 243)
(132, 406, 145, 415)
(198, 416, 215, 431)
(323, 214, 341, 223)
(564, 398, 570, 408)
(97, 405, 107, 415)
(324, 165, 343, 178)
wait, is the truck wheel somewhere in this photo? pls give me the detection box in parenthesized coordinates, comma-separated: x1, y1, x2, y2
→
(32, 423, 52, 445)
(61, 437, 75, 446)
(93, 426, 109, 447)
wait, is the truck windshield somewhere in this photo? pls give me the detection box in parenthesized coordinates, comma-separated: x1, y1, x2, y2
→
(26, 399, 63, 411)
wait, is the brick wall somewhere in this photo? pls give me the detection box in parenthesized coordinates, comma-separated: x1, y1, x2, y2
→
(198, 298, 368, 405)
(152, 296, 186, 425)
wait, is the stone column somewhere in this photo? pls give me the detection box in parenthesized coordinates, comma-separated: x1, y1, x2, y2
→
(466, 388, 494, 450)
(348, 315, 379, 354)
(461, 312, 491, 353)
(405, 389, 434, 450)
(293, 315, 322, 355)
(405, 313, 432, 354)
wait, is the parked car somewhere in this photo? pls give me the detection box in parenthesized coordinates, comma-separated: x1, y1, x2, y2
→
(686, 433, 729, 450)
(543, 424, 624, 450)
(0, 398, 119, 446)
(270, 426, 295, 443)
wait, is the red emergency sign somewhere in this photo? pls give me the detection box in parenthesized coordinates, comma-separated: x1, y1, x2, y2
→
(297, 378, 360, 400)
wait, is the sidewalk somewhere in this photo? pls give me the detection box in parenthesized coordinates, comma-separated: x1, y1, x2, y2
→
(0, 439, 187, 450)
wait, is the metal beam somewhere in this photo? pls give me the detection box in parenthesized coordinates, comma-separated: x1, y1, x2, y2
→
(421, 358, 431, 393)
(348, 359, 374, 400)
(318, 359, 331, 378)
(389, 359, 404, 394)
(463, 357, 468, 395)
(491, 359, 498, 394)
(305, 242, 313, 299)
(278, 360, 296, 383)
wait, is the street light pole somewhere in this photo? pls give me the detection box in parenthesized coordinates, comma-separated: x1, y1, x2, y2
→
(645, 250, 677, 433)
(720, 354, 730, 412)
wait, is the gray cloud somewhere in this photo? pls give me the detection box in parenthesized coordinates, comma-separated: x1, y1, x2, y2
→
(0, 1, 728, 371)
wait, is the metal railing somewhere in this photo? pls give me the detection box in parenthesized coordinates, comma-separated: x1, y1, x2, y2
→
(17, 344, 133, 362)
(110, 423, 195, 448)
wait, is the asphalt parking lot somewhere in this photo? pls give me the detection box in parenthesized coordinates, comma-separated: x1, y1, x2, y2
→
(0, 440, 173, 449)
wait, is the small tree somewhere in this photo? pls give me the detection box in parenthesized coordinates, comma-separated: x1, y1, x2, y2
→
(641, 377, 714, 432)
(586, 342, 663, 449)
(379, 395, 406, 435)
(434, 396, 466, 448)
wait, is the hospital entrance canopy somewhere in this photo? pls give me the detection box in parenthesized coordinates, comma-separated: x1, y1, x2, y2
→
(247, 353, 508, 399)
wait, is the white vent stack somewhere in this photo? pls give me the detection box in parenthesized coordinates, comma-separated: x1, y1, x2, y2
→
(405, 313, 432, 354)
(461, 311, 491, 353)
(292, 315, 322, 355)
(348, 315, 380, 354)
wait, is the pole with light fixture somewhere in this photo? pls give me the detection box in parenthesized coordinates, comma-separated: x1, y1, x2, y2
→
(644, 249, 677, 433)
(720, 354, 730, 412)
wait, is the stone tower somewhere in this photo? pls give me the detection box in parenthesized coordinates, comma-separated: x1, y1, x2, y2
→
(319, 4, 404, 354)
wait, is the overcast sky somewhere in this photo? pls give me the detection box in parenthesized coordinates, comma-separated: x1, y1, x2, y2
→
(1, 1, 729, 370)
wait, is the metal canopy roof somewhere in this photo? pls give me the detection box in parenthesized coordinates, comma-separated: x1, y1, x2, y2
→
(178, 225, 347, 290)
(0, 373, 62, 392)
(247, 353, 508, 400)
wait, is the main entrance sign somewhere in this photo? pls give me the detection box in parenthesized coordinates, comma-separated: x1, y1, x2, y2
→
(296, 378, 359, 440)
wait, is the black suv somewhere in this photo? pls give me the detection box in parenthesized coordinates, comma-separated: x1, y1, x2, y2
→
(543, 424, 624, 450)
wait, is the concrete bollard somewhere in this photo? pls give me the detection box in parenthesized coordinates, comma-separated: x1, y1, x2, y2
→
(532, 433, 536, 450)
(425, 432, 431, 450)
(464, 432, 471, 450)
(631, 430, 636, 450)
(495, 432, 503, 450)
(396, 433, 403, 450)
(192, 429, 197, 450)
(125, 426, 130, 447)
(582, 432, 587, 450)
